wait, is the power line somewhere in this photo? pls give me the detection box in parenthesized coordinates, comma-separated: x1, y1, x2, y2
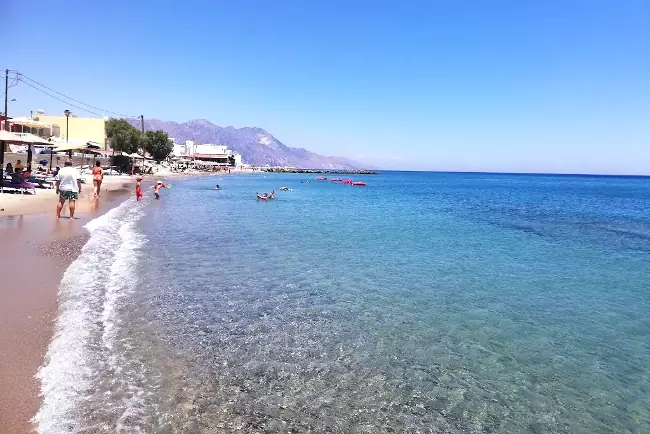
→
(18, 73, 137, 118)
(18, 79, 104, 116)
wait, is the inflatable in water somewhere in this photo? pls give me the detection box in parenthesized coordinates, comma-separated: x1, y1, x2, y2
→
(331, 178, 342, 182)
(315, 177, 327, 180)
(351, 181, 366, 186)
(341, 179, 353, 184)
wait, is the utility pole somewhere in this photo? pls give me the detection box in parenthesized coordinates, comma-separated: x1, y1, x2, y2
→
(3, 69, 8, 130)
(1, 69, 9, 189)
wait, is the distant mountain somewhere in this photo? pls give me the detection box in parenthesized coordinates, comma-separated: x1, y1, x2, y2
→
(130, 118, 366, 169)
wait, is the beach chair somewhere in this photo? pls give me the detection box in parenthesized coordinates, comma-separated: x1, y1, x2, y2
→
(2, 175, 37, 195)
(27, 174, 56, 189)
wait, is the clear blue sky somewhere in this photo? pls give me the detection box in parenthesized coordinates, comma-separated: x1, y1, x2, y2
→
(4, 0, 649, 174)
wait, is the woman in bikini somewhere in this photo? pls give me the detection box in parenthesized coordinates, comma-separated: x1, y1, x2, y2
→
(92, 161, 104, 198)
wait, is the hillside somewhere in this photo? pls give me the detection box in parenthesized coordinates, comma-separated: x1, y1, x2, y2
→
(131, 118, 365, 169)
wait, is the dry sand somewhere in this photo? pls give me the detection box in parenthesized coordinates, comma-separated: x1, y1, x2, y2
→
(0, 175, 133, 217)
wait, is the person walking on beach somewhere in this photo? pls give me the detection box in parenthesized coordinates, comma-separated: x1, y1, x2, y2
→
(55, 160, 82, 219)
(135, 177, 143, 201)
(92, 161, 104, 198)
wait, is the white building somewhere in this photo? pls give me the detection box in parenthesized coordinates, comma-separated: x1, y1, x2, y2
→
(172, 140, 243, 167)
(233, 153, 242, 168)
(192, 144, 228, 156)
(170, 139, 194, 158)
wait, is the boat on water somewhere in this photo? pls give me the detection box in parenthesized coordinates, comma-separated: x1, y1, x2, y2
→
(341, 179, 353, 184)
(351, 181, 367, 186)
(331, 178, 342, 182)
(315, 177, 327, 180)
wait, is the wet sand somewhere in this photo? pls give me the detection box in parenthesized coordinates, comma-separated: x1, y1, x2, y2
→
(0, 187, 130, 433)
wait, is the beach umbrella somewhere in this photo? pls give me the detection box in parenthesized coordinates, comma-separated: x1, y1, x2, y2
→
(0, 130, 43, 143)
(6, 117, 53, 131)
(11, 133, 51, 145)
(52, 142, 92, 153)
(1, 130, 51, 185)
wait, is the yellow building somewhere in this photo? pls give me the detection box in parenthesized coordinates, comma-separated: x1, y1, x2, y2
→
(34, 114, 107, 148)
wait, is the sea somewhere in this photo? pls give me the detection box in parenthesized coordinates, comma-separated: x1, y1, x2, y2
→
(34, 171, 650, 433)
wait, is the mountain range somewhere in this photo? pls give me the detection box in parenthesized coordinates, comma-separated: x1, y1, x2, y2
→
(130, 118, 366, 169)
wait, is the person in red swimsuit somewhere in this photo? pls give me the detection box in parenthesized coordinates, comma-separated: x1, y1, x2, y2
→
(135, 177, 143, 201)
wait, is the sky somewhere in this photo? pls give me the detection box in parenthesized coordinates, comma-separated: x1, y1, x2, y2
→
(3, 0, 649, 174)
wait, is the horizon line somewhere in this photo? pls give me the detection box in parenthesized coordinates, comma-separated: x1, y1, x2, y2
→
(368, 169, 650, 178)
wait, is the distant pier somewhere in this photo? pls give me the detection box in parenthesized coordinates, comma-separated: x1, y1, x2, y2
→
(260, 167, 379, 175)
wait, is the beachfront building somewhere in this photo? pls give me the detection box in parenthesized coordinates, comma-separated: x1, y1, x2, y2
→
(192, 144, 239, 167)
(33, 112, 107, 148)
(1, 115, 59, 137)
(171, 140, 243, 167)
(170, 138, 192, 158)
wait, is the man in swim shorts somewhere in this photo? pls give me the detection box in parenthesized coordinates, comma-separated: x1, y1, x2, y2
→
(55, 160, 82, 218)
(153, 180, 162, 199)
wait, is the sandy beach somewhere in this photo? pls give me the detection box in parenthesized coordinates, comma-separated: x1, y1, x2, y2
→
(0, 176, 132, 433)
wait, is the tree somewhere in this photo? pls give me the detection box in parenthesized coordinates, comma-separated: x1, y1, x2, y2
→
(144, 130, 174, 162)
(105, 118, 143, 154)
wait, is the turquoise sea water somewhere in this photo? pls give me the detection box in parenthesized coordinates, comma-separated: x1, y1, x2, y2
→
(36, 172, 650, 433)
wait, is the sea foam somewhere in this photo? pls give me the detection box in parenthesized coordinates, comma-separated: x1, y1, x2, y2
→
(33, 198, 146, 433)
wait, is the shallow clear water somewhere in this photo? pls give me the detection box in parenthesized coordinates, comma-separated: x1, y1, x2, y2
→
(37, 172, 650, 433)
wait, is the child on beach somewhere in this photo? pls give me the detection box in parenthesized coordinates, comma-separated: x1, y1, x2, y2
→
(153, 180, 163, 199)
(135, 177, 143, 201)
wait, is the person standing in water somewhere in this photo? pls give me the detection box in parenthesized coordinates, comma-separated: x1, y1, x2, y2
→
(135, 177, 143, 201)
(92, 161, 104, 198)
(55, 160, 82, 219)
(153, 180, 163, 199)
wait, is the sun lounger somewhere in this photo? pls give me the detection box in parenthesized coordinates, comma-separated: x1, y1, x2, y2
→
(26, 176, 55, 189)
(1, 179, 37, 194)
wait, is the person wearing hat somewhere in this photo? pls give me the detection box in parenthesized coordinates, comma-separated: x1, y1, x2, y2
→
(135, 177, 143, 201)
(153, 180, 163, 200)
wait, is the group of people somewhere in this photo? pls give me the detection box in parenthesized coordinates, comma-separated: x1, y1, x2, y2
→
(136, 178, 165, 201)
(54, 160, 168, 219)
(4, 160, 32, 182)
(6, 160, 63, 179)
(54, 160, 104, 219)
(5, 159, 25, 175)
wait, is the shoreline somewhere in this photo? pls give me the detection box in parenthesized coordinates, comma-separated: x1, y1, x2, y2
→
(0, 183, 131, 433)
(0, 171, 233, 433)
